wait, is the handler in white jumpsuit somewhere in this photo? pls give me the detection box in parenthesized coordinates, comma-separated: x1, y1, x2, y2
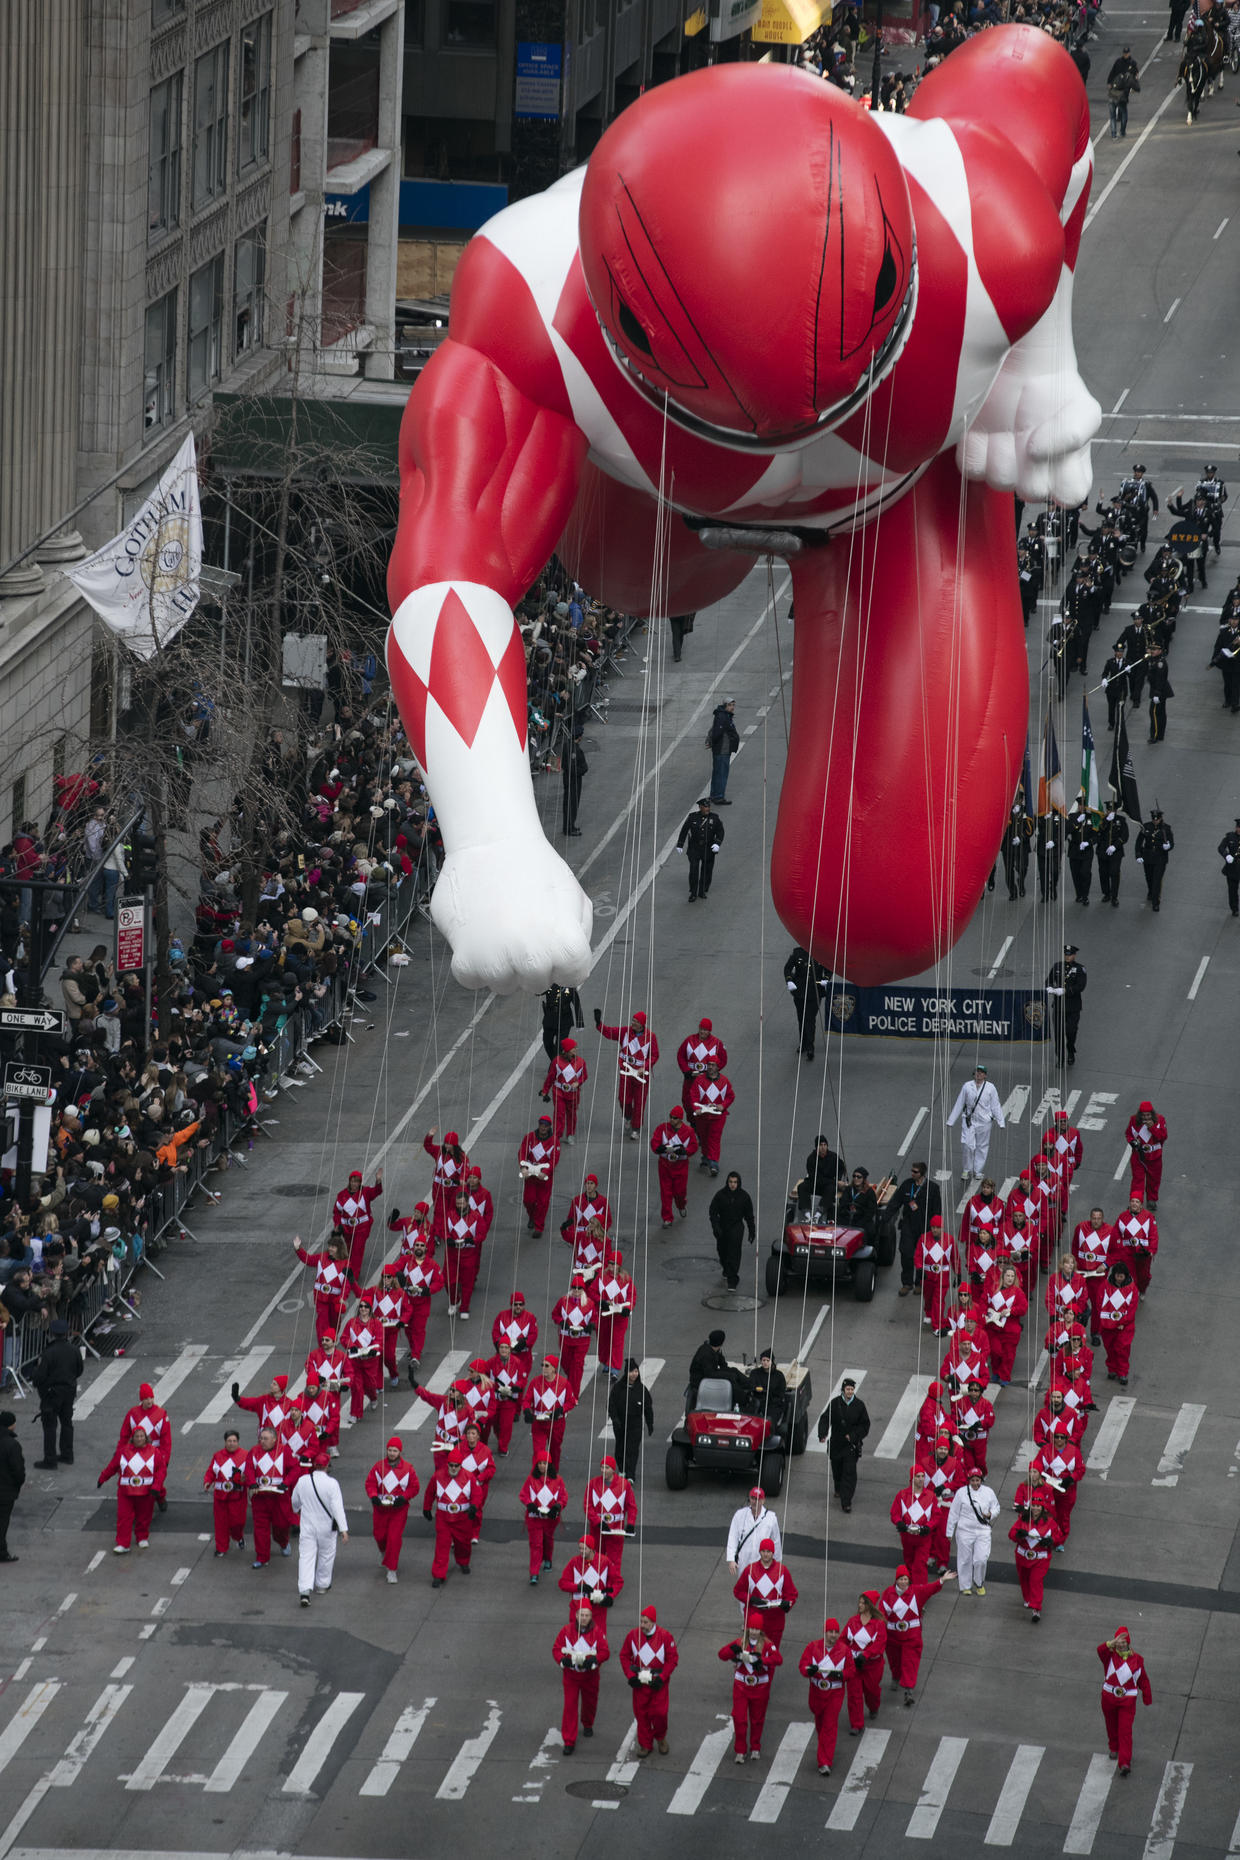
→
(946, 1470, 1000, 1594)
(726, 1487, 782, 1577)
(291, 1452, 349, 1602)
(946, 1065, 1006, 1184)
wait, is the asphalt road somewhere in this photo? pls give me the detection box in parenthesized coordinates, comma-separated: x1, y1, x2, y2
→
(3, 18, 1239, 1859)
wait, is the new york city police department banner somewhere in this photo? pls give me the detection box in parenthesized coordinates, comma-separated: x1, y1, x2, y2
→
(825, 983, 1049, 1042)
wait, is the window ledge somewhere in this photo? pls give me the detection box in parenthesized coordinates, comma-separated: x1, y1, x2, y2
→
(325, 145, 391, 192)
(329, 0, 400, 41)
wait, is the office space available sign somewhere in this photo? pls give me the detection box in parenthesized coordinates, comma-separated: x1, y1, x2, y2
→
(515, 43, 562, 118)
(825, 983, 1049, 1042)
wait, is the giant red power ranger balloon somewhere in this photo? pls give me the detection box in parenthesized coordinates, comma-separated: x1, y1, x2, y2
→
(386, 27, 1099, 992)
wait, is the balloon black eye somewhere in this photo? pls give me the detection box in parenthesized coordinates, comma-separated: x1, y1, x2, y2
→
(873, 244, 898, 315)
(617, 297, 652, 356)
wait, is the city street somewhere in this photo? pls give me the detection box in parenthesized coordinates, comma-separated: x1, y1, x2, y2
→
(2, 18, 1239, 1859)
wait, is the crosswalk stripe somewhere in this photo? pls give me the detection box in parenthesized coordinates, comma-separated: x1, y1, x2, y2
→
(986, 1744, 1045, 1845)
(74, 1358, 134, 1421)
(1086, 1397, 1136, 1479)
(0, 1683, 61, 1779)
(1152, 1405, 1206, 1486)
(667, 1719, 731, 1816)
(750, 1721, 813, 1822)
(1011, 1438, 1038, 1476)
(873, 1376, 932, 1461)
(0, 1684, 128, 1860)
(1227, 1797, 1240, 1854)
(204, 1690, 288, 1793)
(596, 1359, 665, 1438)
(397, 1352, 470, 1432)
(1064, 1752, 1114, 1854)
(827, 1728, 890, 1832)
(806, 1370, 867, 1454)
(282, 1691, 365, 1796)
(185, 1349, 272, 1433)
(593, 1723, 640, 1808)
(512, 1727, 561, 1804)
(907, 1735, 968, 1839)
(359, 1698, 437, 1798)
(123, 1684, 214, 1789)
(152, 1345, 209, 1410)
(1143, 1760, 1193, 1860)
(436, 1701, 502, 1800)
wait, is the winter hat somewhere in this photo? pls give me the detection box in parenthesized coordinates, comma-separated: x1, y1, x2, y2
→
(1114, 1625, 1130, 1640)
(669, 1105, 684, 1119)
(584, 1174, 598, 1187)
(640, 1603, 657, 1622)
(631, 1011, 646, 1025)
(622, 1357, 639, 1374)
(302, 908, 319, 923)
(1138, 1100, 1153, 1112)
(599, 1456, 617, 1472)
(929, 1215, 942, 1229)
(348, 1169, 363, 1182)
(543, 1354, 560, 1369)
(709, 1329, 726, 1347)
(824, 1618, 840, 1633)
(385, 1436, 403, 1453)
(759, 1538, 775, 1553)
(0, 1412, 15, 1429)
(562, 1038, 576, 1052)
(579, 1533, 597, 1549)
(699, 1017, 712, 1031)
(413, 1201, 430, 1216)
(273, 1375, 289, 1391)
(862, 1590, 880, 1605)
(139, 1383, 154, 1399)
(382, 1263, 400, 1276)
(49, 1319, 69, 1337)
(895, 1564, 910, 1578)
(444, 1131, 460, 1146)
(745, 1611, 765, 1631)
(928, 1381, 942, 1397)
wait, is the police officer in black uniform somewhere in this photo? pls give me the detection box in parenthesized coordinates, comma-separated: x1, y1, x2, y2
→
(561, 723, 588, 836)
(31, 1318, 83, 1470)
(1165, 491, 1210, 590)
(1195, 465, 1227, 556)
(1134, 808, 1174, 911)
(1046, 944, 1087, 1066)
(1102, 639, 1131, 731)
(1036, 810, 1065, 903)
(1120, 464, 1159, 551)
(541, 983, 584, 1061)
(784, 945, 825, 1061)
(1067, 794, 1097, 905)
(676, 797, 724, 902)
(1216, 617, 1240, 713)
(1001, 791, 1035, 899)
(1096, 805, 1130, 907)
(1218, 819, 1240, 916)
(1146, 643, 1174, 742)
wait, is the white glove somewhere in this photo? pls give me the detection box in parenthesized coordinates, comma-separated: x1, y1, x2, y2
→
(1162, 842, 1170, 851)
(1227, 855, 1234, 865)
(1079, 842, 1089, 852)
(1106, 846, 1117, 856)
(591, 1586, 604, 1604)
(638, 1669, 653, 1685)
(710, 843, 721, 854)
(1136, 857, 1143, 864)
(787, 981, 797, 993)
(676, 845, 685, 854)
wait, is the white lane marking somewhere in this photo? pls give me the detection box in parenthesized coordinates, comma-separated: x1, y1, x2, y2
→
(1027, 1351, 1049, 1393)
(873, 1375, 932, 1461)
(1228, 1796, 1240, 1852)
(1151, 1404, 1206, 1486)
(1011, 1439, 1037, 1477)
(1085, 78, 1185, 231)
(750, 1720, 813, 1823)
(512, 1726, 561, 1805)
(0, 1683, 61, 1778)
(1064, 1753, 1115, 1854)
(138, 1625, 156, 1640)
(152, 1345, 208, 1409)
(123, 1683, 215, 1789)
(1187, 956, 1209, 1001)
(1162, 297, 1181, 325)
(827, 1728, 891, 1832)
(186, 1348, 273, 1432)
(29, 1640, 45, 1653)
(74, 1358, 134, 1420)
(597, 1359, 665, 1437)
(84, 1552, 104, 1575)
(10, 1662, 30, 1684)
(1087, 1398, 1137, 1480)
(907, 1735, 969, 1839)
(986, 936, 1014, 981)
(797, 1304, 832, 1360)
(897, 1107, 929, 1157)
(56, 1594, 77, 1615)
(360, 1698, 437, 1797)
(667, 1719, 732, 1816)
(396, 1351, 469, 1432)
(1143, 1760, 1194, 1860)
(1111, 389, 1130, 415)
(997, 1176, 1017, 1203)
(282, 1691, 365, 1795)
(806, 1369, 867, 1454)
(205, 1690, 288, 1793)
(110, 1659, 134, 1680)
(436, 1700, 502, 1800)
(0, 1684, 132, 1860)
(150, 1598, 171, 1618)
(986, 1743, 1045, 1845)
(1216, 218, 1230, 240)
(171, 1568, 190, 1587)
(593, 1722, 641, 1807)
(243, 579, 789, 1346)
(1113, 1145, 1129, 1181)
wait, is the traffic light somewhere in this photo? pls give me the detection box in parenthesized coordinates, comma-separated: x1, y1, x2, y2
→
(129, 831, 160, 888)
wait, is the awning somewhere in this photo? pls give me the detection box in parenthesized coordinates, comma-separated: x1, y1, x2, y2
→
(752, 0, 832, 42)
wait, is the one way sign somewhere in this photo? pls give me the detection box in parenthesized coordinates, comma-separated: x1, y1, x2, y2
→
(0, 1007, 67, 1035)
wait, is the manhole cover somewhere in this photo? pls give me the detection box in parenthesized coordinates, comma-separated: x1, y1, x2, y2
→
(565, 1779, 627, 1802)
(272, 1184, 331, 1198)
(704, 1292, 763, 1313)
(661, 1254, 719, 1282)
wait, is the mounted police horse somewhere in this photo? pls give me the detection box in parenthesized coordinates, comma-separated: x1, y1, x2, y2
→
(1178, 27, 1212, 119)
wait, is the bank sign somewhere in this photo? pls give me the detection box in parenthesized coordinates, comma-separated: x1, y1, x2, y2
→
(826, 984, 1048, 1042)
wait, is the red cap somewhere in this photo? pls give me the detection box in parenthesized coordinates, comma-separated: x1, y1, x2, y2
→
(928, 1381, 942, 1397)
(632, 1011, 646, 1025)
(1115, 1624, 1130, 1639)
(562, 1038, 577, 1052)
(640, 1603, 657, 1621)
(543, 1354, 560, 1369)
(824, 1617, 840, 1633)
(758, 1537, 775, 1552)
(349, 1170, 363, 1181)
(599, 1457, 617, 1473)
(579, 1533, 597, 1549)
(1019, 1170, 1031, 1182)
(445, 1449, 463, 1464)
(306, 1375, 320, 1390)
(413, 1201, 430, 1215)
(1138, 1100, 1153, 1112)
(273, 1375, 289, 1391)
(467, 1169, 482, 1181)
(584, 1174, 598, 1187)
(745, 1610, 765, 1631)
(510, 1290, 526, 1305)
(444, 1131, 460, 1145)
(895, 1564, 910, 1578)
(862, 1590, 880, 1605)
(319, 1329, 337, 1342)
(386, 1435, 402, 1451)
(1055, 1111, 1068, 1121)
(139, 1382, 154, 1399)
(315, 1450, 331, 1468)
(909, 1466, 922, 1480)
(381, 1263, 400, 1275)
(670, 1105, 684, 1119)
(571, 1274, 587, 1289)
(929, 1215, 942, 1228)
(748, 1486, 765, 1500)
(699, 1017, 712, 1031)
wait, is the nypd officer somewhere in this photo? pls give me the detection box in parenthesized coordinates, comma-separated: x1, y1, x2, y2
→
(1046, 945, 1087, 1066)
(1218, 820, 1240, 916)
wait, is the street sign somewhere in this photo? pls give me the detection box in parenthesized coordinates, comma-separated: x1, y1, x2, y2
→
(117, 896, 146, 972)
(0, 1007, 66, 1035)
(3, 1060, 54, 1102)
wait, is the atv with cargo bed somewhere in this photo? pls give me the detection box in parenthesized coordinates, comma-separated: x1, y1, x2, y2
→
(665, 1360, 812, 1497)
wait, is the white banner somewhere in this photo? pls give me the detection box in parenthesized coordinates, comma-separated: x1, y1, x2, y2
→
(65, 434, 203, 659)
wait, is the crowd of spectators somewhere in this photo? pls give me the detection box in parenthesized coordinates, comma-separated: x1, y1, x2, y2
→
(516, 567, 640, 765)
(796, 0, 1095, 103)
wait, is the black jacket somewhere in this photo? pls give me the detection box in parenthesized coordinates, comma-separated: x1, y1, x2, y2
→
(608, 1375, 654, 1442)
(33, 1337, 83, 1394)
(677, 809, 724, 854)
(804, 1144, 846, 1204)
(816, 1391, 872, 1451)
(0, 1427, 24, 1503)
(895, 1174, 941, 1242)
(542, 985, 583, 1039)
(709, 1179, 756, 1247)
(688, 1340, 730, 1390)
(708, 705, 740, 756)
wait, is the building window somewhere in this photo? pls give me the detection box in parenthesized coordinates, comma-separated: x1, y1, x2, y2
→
(234, 227, 266, 357)
(404, 0, 425, 45)
(192, 42, 230, 208)
(148, 73, 183, 238)
(144, 290, 178, 429)
(152, 0, 184, 20)
(238, 13, 272, 171)
(444, 0, 496, 46)
(290, 108, 302, 193)
(188, 256, 224, 400)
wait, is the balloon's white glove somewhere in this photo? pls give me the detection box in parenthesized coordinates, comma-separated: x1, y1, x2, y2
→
(431, 840, 592, 993)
